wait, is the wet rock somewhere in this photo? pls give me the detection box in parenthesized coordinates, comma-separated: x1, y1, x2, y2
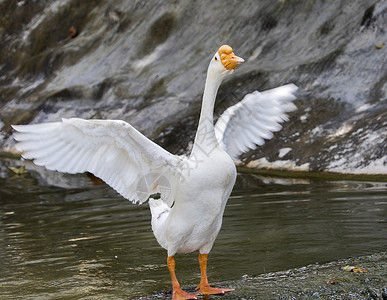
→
(0, 0, 386, 174)
(147, 252, 387, 300)
(139, 252, 387, 299)
(227, 252, 387, 299)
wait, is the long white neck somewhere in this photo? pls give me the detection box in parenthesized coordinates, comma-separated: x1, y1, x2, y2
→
(191, 68, 224, 157)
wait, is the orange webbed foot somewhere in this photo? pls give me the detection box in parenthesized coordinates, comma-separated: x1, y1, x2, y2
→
(196, 253, 234, 295)
(196, 283, 235, 295)
(168, 256, 198, 299)
(172, 287, 198, 300)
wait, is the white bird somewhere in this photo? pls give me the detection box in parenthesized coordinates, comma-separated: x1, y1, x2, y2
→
(12, 45, 297, 300)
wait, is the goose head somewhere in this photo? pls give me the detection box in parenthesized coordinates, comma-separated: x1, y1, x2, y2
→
(208, 45, 245, 78)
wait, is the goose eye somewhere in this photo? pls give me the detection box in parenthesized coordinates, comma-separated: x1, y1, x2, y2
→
(215, 57, 218, 61)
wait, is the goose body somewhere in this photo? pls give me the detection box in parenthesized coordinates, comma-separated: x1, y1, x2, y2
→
(151, 146, 236, 256)
(12, 45, 298, 299)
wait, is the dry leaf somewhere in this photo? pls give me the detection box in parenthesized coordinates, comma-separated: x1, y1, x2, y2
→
(8, 165, 29, 175)
(341, 265, 368, 273)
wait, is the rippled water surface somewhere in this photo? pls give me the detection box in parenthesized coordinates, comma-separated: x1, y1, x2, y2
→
(0, 160, 386, 299)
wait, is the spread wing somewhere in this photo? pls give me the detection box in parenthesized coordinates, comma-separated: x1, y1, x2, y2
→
(12, 118, 183, 206)
(215, 84, 298, 160)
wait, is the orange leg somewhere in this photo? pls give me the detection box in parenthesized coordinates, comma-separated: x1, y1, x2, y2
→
(167, 256, 198, 300)
(196, 253, 235, 295)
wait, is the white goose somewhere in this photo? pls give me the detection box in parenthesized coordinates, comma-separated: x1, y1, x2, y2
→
(12, 45, 297, 299)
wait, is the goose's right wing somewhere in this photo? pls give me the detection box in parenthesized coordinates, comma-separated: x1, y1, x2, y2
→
(215, 84, 298, 160)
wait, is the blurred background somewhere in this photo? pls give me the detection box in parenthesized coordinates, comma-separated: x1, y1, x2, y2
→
(0, 0, 386, 174)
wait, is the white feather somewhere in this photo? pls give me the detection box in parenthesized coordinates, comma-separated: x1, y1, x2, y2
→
(12, 118, 183, 206)
(215, 84, 298, 159)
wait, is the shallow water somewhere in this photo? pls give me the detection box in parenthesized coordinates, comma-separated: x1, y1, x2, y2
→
(0, 160, 386, 299)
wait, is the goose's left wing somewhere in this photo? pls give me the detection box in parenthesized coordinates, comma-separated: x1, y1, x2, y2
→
(215, 84, 298, 160)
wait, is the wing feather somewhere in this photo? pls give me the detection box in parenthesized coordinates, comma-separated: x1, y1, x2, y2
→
(215, 84, 298, 159)
(13, 118, 183, 206)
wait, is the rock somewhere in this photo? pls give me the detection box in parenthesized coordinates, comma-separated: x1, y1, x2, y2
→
(0, 0, 386, 174)
(225, 252, 387, 299)
(140, 252, 387, 299)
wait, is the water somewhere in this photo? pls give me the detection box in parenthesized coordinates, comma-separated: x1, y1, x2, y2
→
(0, 160, 386, 299)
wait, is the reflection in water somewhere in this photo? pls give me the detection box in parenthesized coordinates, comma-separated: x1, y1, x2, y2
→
(0, 160, 386, 298)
